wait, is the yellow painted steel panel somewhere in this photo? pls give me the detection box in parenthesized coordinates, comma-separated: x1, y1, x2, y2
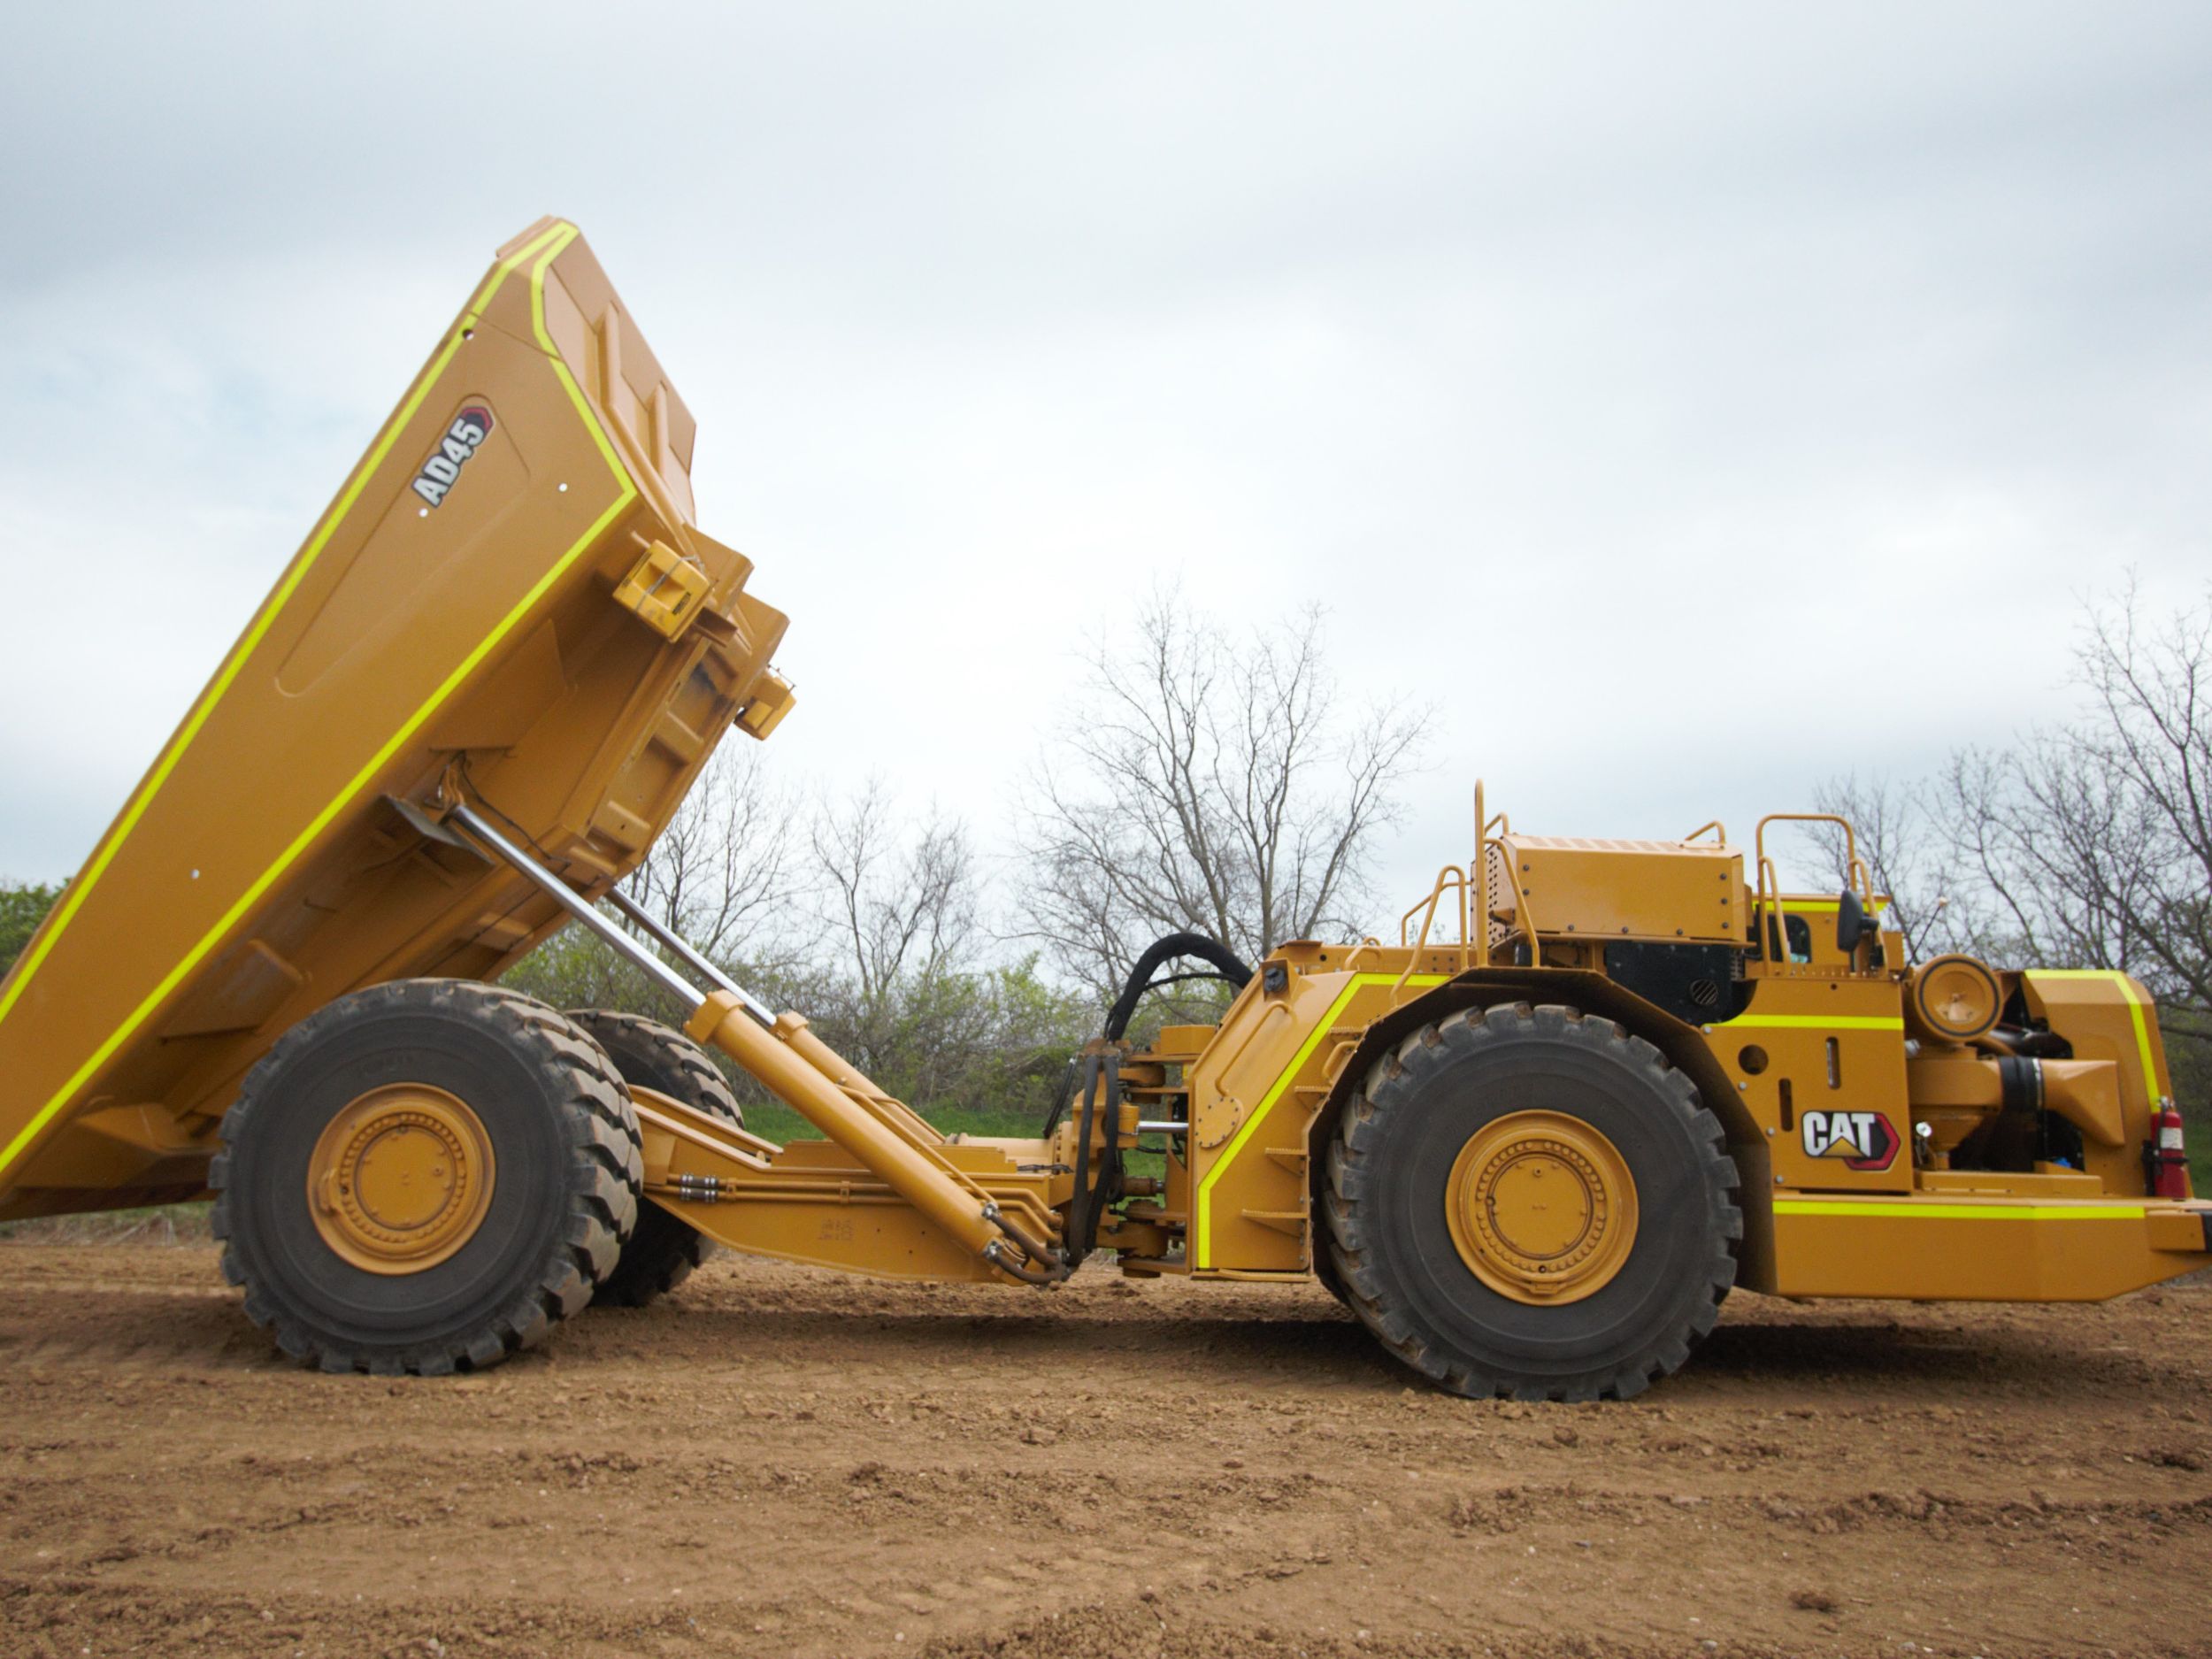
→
(0, 221, 789, 1217)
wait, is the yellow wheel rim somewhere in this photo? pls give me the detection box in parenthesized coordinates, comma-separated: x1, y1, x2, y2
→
(308, 1084, 496, 1275)
(1444, 1110, 1638, 1305)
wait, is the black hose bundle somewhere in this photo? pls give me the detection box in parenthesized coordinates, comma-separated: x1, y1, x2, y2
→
(1041, 932, 1255, 1136)
(1042, 933, 1256, 1271)
(1064, 1048, 1118, 1264)
(1102, 931, 1254, 1042)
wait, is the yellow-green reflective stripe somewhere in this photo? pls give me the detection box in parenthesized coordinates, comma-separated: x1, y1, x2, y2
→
(1775, 1200, 2144, 1221)
(1718, 1014, 1904, 1031)
(0, 224, 633, 1183)
(1192, 972, 1448, 1269)
(526, 227, 630, 480)
(2027, 971, 2163, 1099)
(0, 222, 570, 1043)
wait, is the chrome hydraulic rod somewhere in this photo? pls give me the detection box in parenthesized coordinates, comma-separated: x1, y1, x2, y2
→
(603, 885, 774, 1023)
(602, 852, 937, 1144)
(447, 802, 716, 1016)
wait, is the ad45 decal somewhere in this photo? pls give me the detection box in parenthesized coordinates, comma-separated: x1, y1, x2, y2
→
(1801, 1109, 1900, 1172)
(411, 405, 495, 508)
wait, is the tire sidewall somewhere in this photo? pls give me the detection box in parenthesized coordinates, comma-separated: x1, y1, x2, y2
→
(1362, 1018, 1721, 1381)
(564, 1010, 734, 1307)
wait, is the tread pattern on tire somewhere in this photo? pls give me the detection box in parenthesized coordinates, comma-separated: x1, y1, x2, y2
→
(211, 980, 642, 1376)
(564, 1009, 747, 1309)
(1325, 1002, 1741, 1402)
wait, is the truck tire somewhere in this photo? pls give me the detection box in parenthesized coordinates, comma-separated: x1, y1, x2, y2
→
(211, 980, 641, 1375)
(565, 1010, 748, 1307)
(1325, 1002, 1739, 1402)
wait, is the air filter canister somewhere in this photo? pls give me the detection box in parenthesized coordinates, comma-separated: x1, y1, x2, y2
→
(1905, 954, 2003, 1044)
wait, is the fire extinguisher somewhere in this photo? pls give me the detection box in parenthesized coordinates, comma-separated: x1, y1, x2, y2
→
(2148, 1098, 2191, 1201)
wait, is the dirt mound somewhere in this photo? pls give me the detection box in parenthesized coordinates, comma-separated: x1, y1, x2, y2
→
(4, 1244, 2208, 1657)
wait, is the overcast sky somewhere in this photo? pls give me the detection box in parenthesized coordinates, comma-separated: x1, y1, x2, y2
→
(3, 4, 2208, 924)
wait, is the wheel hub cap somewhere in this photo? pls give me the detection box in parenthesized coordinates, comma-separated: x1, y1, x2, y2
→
(309, 1083, 495, 1274)
(1445, 1110, 1638, 1305)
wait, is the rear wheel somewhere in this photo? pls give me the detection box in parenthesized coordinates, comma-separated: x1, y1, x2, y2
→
(1325, 1003, 1739, 1401)
(565, 1010, 747, 1307)
(211, 980, 641, 1375)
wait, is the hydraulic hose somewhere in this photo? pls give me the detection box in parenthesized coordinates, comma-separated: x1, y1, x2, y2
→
(1047, 932, 1256, 1272)
(1041, 932, 1256, 1137)
(1065, 1052, 1101, 1266)
(1103, 932, 1254, 1041)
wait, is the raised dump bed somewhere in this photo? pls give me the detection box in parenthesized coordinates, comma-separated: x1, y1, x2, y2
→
(0, 218, 792, 1220)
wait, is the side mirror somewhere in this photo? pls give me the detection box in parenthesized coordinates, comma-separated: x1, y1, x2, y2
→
(1836, 888, 1871, 954)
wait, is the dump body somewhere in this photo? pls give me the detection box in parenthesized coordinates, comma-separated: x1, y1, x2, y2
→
(0, 219, 790, 1219)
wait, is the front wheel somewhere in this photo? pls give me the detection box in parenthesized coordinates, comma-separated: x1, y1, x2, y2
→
(211, 980, 642, 1375)
(1325, 1002, 1740, 1401)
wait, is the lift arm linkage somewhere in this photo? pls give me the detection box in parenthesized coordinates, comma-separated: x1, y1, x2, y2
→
(443, 800, 1061, 1282)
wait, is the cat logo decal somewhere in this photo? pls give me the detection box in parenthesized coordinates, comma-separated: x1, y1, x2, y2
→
(1801, 1109, 1900, 1172)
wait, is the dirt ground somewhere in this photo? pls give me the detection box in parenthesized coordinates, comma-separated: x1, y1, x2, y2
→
(3, 1246, 2209, 1659)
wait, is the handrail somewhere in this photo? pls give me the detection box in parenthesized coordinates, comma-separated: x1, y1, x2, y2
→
(1342, 936, 1386, 971)
(1747, 812, 1886, 971)
(1753, 813, 1862, 902)
(1682, 819, 1727, 844)
(1469, 777, 1535, 969)
(1755, 855, 1786, 960)
(1398, 865, 1470, 949)
(1751, 813, 1870, 957)
(1472, 780, 1494, 970)
(1396, 864, 1470, 995)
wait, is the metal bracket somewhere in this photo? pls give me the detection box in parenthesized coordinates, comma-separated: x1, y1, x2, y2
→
(384, 795, 484, 857)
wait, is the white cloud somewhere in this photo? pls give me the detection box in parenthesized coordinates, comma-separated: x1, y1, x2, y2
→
(3, 2, 2208, 923)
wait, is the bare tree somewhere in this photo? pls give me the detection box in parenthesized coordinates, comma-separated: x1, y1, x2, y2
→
(789, 780, 1001, 1102)
(1807, 773, 1968, 963)
(1022, 590, 1429, 997)
(810, 779, 978, 1003)
(622, 741, 801, 970)
(1818, 582, 2210, 1053)
(2068, 584, 2212, 1024)
(1929, 587, 2211, 1042)
(506, 743, 802, 1018)
(513, 760, 1091, 1121)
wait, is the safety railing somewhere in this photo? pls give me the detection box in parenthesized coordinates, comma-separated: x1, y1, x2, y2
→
(1749, 812, 1872, 965)
(1384, 780, 1540, 991)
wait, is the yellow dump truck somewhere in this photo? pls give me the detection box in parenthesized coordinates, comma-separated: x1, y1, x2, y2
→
(2, 219, 2205, 1397)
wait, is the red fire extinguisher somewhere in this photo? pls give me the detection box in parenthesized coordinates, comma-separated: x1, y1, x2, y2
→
(2149, 1099, 2191, 1201)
